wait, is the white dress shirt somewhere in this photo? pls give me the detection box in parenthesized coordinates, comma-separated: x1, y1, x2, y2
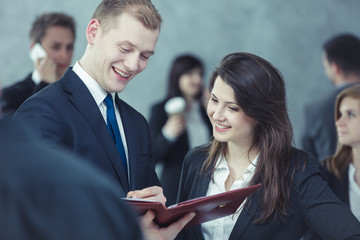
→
(72, 62, 130, 180)
(201, 154, 258, 240)
(185, 101, 209, 148)
(348, 163, 360, 221)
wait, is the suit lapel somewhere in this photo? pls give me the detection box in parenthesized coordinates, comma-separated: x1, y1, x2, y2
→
(190, 170, 258, 240)
(334, 170, 350, 205)
(189, 168, 212, 240)
(62, 70, 129, 192)
(114, 95, 136, 188)
(229, 194, 260, 240)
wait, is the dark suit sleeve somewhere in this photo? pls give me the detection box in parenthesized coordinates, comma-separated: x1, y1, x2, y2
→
(295, 154, 360, 239)
(0, 119, 144, 240)
(15, 92, 66, 148)
(0, 75, 35, 115)
(148, 102, 176, 162)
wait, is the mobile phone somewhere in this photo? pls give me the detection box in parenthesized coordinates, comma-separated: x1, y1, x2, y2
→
(29, 43, 47, 63)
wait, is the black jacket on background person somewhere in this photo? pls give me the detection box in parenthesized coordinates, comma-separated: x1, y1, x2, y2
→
(149, 99, 212, 205)
(0, 73, 49, 115)
(0, 117, 143, 240)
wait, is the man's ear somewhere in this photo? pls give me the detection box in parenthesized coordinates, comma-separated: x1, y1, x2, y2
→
(86, 19, 100, 45)
(330, 62, 342, 76)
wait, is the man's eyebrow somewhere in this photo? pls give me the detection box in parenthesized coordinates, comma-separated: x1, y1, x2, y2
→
(120, 41, 155, 55)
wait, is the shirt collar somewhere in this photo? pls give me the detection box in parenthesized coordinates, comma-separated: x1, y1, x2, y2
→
(215, 152, 259, 174)
(72, 61, 108, 106)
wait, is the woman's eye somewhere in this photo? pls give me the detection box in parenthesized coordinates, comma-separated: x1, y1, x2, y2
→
(229, 106, 238, 111)
(348, 112, 356, 118)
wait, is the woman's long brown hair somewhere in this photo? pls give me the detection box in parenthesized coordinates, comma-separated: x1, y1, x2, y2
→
(201, 52, 297, 223)
(324, 85, 360, 179)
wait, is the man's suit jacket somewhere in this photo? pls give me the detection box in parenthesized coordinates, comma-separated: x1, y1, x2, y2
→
(0, 73, 48, 115)
(148, 99, 212, 205)
(15, 68, 159, 193)
(176, 146, 360, 240)
(301, 84, 360, 162)
(0, 117, 143, 240)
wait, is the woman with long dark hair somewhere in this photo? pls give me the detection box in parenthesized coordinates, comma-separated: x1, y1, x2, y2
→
(148, 54, 212, 205)
(176, 52, 360, 239)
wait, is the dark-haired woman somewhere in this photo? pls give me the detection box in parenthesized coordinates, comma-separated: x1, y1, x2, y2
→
(148, 54, 211, 205)
(176, 52, 360, 240)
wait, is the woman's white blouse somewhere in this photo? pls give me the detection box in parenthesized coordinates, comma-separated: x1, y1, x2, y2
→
(201, 154, 258, 240)
(348, 163, 360, 221)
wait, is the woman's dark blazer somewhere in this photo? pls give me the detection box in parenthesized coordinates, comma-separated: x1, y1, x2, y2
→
(176, 146, 360, 240)
(303, 163, 351, 240)
(148, 99, 212, 205)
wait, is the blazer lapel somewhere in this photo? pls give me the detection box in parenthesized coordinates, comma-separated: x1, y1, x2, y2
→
(335, 170, 350, 206)
(229, 194, 260, 240)
(188, 169, 212, 240)
(62, 70, 129, 192)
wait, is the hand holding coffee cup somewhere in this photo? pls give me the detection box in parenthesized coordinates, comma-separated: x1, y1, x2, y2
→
(163, 97, 186, 139)
(164, 97, 186, 116)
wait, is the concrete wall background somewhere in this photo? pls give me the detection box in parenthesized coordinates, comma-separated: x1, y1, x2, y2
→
(1, 0, 360, 147)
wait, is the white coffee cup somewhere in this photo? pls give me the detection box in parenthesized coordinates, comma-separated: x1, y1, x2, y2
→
(164, 97, 186, 116)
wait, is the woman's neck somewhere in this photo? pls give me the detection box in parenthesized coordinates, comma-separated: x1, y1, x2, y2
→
(351, 145, 360, 187)
(224, 143, 258, 191)
(183, 95, 194, 110)
(352, 146, 360, 171)
(226, 143, 258, 172)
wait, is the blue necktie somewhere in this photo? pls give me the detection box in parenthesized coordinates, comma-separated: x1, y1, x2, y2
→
(104, 94, 128, 176)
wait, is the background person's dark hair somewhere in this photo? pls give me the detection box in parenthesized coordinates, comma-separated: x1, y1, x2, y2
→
(323, 33, 360, 76)
(166, 54, 204, 100)
(29, 12, 76, 43)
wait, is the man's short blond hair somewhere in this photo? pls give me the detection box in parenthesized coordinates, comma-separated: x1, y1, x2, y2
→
(92, 0, 162, 33)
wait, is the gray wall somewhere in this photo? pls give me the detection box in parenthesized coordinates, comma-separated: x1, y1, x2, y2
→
(1, 0, 360, 147)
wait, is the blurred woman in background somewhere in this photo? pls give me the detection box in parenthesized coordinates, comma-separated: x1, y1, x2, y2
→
(305, 85, 360, 240)
(148, 54, 212, 205)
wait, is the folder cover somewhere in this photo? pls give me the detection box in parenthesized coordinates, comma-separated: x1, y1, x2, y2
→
(123, 183, 261, 228)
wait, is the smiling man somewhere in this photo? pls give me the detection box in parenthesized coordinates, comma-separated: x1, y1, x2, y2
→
(14, 1, 194, 239)
(0, 12, 75, 115)
(16, 0, 161, 195)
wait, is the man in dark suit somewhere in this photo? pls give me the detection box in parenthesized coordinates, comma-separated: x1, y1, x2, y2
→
(0, 117, 144, 240)
(301, 33, 360, 161)
(0, 112, 192, 240)
(15, 0, 165, 200)
(0, 12, 75, 116)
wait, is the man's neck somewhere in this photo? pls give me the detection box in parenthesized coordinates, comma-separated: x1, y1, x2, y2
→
(335, 74, 360, 87)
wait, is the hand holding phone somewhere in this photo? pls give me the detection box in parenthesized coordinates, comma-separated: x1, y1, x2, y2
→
(29, 43, 47, 63)
(29, 43, 57, 83)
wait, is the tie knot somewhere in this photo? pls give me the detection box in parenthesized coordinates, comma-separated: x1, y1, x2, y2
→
(104, 94, 114, 109)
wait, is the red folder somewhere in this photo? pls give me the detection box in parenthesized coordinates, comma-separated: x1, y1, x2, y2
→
(123, 183, 261, 228)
